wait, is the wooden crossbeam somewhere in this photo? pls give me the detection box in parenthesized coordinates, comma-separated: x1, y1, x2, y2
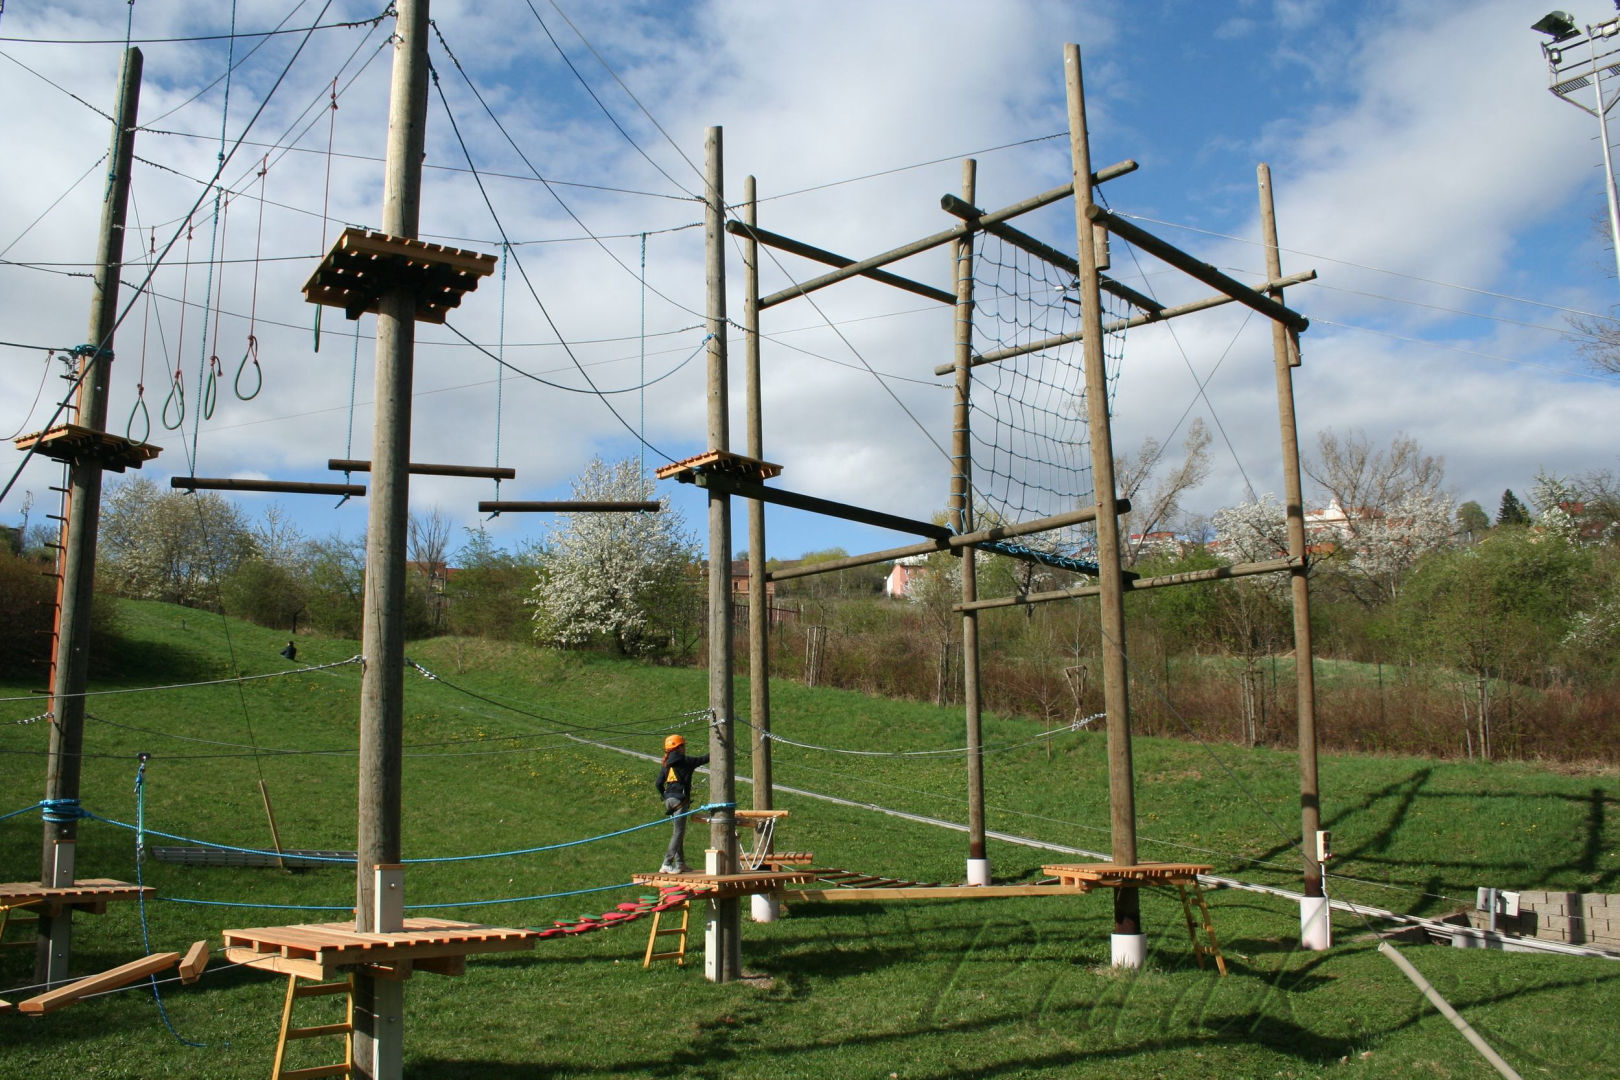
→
(19, 951, 179, 1014)
(724, 220, 956, 305)
(478, 500, 660, 514)
(692, 471, 952, 541)
(172, 478, 366, 497)
(328, 458, 515, 480)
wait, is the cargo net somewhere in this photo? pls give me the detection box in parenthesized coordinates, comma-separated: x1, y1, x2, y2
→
(966, 228, 1128, 573)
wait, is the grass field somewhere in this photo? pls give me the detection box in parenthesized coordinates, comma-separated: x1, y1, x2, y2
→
(1, 599, 1617, 1078)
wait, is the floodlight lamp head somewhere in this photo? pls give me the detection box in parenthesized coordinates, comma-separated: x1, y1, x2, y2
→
(1532, 10, 1580, 41)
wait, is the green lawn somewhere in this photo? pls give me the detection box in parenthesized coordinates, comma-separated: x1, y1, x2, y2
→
(1, 599, 1617, 1078)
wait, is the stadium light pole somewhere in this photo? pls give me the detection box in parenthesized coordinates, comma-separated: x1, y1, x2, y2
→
(1536, 7, 1620, 284)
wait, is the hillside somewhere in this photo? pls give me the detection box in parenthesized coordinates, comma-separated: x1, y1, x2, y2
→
(0, 600, 1616, 1078)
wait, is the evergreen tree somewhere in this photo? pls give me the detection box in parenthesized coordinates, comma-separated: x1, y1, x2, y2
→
(1496, 489, 1530, 527)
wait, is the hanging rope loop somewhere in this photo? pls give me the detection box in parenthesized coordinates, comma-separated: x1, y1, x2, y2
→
(126, 383, 151, 446)
(234, 334, 262, 400)
(202, 354, 221, 419)
(160, 368, 185, 430)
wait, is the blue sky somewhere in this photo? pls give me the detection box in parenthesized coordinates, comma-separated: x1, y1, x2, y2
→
(2, 0, 1617, 562)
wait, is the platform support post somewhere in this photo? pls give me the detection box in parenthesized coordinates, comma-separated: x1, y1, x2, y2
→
(37, 46, 141, 988)
(702, 127, 742, 984)
(353, 2, 428, 1075)
(1066, 43, 1142, 962)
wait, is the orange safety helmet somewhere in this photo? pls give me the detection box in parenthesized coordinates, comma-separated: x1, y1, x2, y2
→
(663, 734, 686, 753)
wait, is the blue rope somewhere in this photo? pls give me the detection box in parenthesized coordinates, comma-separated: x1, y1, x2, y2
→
(161, 881, 635, 913)
(162, 897, 352, 912)
(131, 756, 205, 1047)
(41, 798, 86, 822)
(2, 801, 44, 823)
(86, 802, 738, 868)
(979, 538, 1100, 575)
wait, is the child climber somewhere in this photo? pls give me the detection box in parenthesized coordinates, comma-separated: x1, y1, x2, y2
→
(656, 733, 709, 874)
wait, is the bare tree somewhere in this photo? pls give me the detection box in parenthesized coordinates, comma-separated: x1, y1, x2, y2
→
(1115, 418, 1212, 567)
(408, 506, 454, 631)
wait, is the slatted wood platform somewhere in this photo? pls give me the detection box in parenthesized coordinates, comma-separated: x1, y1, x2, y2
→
(302, 227, 497, 325)
(655, 450, 783, 483)
(222, 918, 539, 981)
(629, 869, 817, 900)
(1041, 862, 1212, 888)
(0, 879, 152, 916)
(13, 424, 161, 471)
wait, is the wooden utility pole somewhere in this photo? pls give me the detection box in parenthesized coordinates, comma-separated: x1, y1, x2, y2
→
(703, 126, 741, 981)
(36, 47, 143, 987)
(742, 176, 774, 846)
(353, 0, 428, 1073)
(1065, 42, 1142, 962)
(950, 159, 990, 886)
(1258, 163, 1327, 948)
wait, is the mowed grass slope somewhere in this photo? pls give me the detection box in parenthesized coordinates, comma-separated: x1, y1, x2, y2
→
(0, 599, 1616, 1078)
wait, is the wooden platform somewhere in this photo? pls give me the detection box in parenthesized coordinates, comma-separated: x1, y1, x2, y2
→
(655, 450, 782, 483)
(1042, 862, 1213, 889)
(0, 879, 152, 916)
(629, 869, 817, 900)
(302, 227, 497, 325)
(222, 918, 539, 981)
(781, 884, 1094, 902)
(13, 424, 161, 471)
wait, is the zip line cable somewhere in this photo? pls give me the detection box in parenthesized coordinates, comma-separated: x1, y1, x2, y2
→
(0, 6, 392, 47)
(524, 2, 697, 199)
(428, 57, 681, 463)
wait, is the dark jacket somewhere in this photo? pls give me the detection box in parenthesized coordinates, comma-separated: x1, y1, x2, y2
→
(656, 750, 710, 806)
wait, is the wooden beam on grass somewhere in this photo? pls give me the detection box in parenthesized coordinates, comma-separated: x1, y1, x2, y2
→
(19, 951, 179, 1014)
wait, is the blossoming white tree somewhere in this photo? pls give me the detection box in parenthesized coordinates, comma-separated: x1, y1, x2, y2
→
(530, 458, 698, 655)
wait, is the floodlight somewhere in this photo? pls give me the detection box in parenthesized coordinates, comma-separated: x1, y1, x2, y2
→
(1533, 10, 1581, 40)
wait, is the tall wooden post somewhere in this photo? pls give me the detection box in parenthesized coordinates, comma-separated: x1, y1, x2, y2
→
(36, 47, 142, 987)
(1065, 42, 1142, 964)
(743, 175, 777, 923)
(1258, 163, 1327, 948)
(353, 1, 428, 1073)
(950, 159, 990, 886)
(703, 126, 741, 980)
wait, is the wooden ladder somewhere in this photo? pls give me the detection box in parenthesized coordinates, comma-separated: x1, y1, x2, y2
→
(1177, 881, 1228, 976)
(642, 901, 690, 968)
(271, 973, 354, 1080)
(0, 901, 40, 953)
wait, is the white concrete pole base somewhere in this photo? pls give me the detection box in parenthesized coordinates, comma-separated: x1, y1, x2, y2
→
(1301, 895, 1332, 950)
(1110, 933, 1146, 969)
(966, 858, 991, 886)
(751, 893, 778, 923)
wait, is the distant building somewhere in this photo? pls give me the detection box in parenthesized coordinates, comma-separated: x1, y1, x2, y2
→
(884, 555, 930, 599)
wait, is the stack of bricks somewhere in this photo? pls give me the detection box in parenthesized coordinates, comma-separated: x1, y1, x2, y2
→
(1465, 892, 1620, 948)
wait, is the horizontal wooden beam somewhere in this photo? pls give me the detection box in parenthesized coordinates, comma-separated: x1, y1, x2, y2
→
(478, 500, 660, 513)
(329, 458, 515, 480)
(938, 193, 1163, 313)
(1085, 205, 1309, 332)
(757, 161, 1136, 311)
(765, 502, 1125, 583)
(172, 478, 366, 497)
(693, 472, 953, 541)
(936, 269, 1316, 375)
(725, 221, 955, 305)
(956, 555, 1301, 612)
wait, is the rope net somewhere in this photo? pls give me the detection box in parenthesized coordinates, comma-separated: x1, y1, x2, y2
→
(965, 227, 1128, 567)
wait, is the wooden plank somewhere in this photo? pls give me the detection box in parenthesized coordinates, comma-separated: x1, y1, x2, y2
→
(411, 954, 467, 977)
(178, 940, 209, 984)
(224, 947, 327, 981)
(329, 458, 515, 480)
(479, 500, 660, 514)
(170, 477, 366, 497)
(780, 885, 1093, 902)
(18, 951, 179, 1014)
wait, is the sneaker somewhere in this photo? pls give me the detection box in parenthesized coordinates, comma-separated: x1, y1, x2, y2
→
(658, 861, 677, 874)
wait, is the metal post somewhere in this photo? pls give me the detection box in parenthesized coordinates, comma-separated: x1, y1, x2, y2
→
(1589, 41, 1620, 284)
(353, 2, 428, 1074)
(1065, 43, 1142, 964)
(703, 126, 741, 980)
(743, 175, 777, 923)
(1257, 163, 1327, 948)
(951, 159, 990, 886)
(37, 47, 142, 987)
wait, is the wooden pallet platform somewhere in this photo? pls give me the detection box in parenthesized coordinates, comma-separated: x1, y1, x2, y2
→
(1041, 862, 1213, 889)
(0, 879, 152, 916)
(628, 869, 817, 900)
(13, 424, 161, 472)
(655, 450, 782, 483)
(760, 852, 814, 866)
(222, 918, 539, 981)
(302, 227, 497, 325)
